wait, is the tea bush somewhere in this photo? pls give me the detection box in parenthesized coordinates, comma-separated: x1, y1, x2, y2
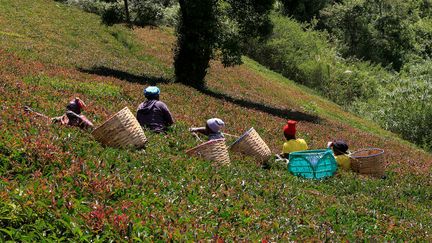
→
(1, 0, 432, 240)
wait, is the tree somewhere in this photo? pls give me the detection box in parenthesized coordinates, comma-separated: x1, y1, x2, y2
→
(174, 0, 274, 89)
(98, 0, 274, 88)
(101, 0, 177, 27)
(280, 0, 339, 22)
(124, 0, 131, 27)
(173, 0, 218, 89)
(320, 0, 432, 70)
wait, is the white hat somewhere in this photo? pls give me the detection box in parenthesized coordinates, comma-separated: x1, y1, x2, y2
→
(206, 118, 225, 133)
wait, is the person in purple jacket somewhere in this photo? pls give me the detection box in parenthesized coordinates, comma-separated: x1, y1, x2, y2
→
(136, 86, 174, 133)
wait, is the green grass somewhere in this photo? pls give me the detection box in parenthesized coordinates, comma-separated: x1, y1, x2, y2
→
(23, 75, 121, 98)
(0, 0, 170, 76)
(0, 0, 432, 241)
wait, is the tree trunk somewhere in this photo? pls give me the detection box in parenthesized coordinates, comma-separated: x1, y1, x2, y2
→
(174, 0, 217, 89)
(124, 0, 131, 28)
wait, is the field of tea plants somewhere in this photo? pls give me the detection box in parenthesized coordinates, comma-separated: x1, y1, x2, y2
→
(0, 0, 431, 241)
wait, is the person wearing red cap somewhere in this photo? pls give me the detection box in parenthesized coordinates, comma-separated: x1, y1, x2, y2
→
(52, 97, 94, 130)
(24, 97, 93, 130)
(281, 120, 308, 158)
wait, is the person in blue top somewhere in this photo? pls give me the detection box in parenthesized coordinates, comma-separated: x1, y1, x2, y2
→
(136, 86, 174, 133)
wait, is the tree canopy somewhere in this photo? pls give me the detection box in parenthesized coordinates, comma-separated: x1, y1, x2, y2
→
(174, 0, 275, 89)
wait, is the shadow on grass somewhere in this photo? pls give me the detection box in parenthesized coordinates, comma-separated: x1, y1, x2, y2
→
(78, 66, 172, 85)
(79, 66, 321, 123)
(199, 88, 321, 123)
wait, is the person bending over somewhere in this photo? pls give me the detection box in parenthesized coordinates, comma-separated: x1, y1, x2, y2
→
(189, 118, 225, 141)
(328, 140, 351, 171)
(51, 97, 94, 130)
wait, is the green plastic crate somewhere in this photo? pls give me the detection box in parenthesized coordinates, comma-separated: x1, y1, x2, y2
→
(288, 149, 337, 179)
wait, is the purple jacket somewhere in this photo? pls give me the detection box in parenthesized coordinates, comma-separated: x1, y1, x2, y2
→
(137, 100, 174, 133)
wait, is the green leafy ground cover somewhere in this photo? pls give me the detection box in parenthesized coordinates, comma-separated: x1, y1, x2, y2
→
(1, 0, 432, 241)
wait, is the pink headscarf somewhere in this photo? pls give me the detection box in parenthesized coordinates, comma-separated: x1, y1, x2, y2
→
(206, 118, 225, 133)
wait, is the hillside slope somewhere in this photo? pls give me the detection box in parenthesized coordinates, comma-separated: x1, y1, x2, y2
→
(1, 0, 431, 241)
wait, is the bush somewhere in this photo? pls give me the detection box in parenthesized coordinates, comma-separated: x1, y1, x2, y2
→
(62, 0, 106, 15)
(279, 0, 339, 22)
(320, 0, 432, 71)
(247, 14, 386, 106)
(353, 60, 432, 151)
(101, 3, 125, 26)
(57, 0, 179, 27)
(130, 0, 166, 26)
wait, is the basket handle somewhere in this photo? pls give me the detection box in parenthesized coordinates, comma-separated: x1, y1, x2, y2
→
(191, 132, 203, 142)
(222, 132, 239, 138)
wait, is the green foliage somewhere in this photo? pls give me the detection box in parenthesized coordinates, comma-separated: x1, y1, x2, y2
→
(101, 2, 125, 25)
(411, 17, 432, 59)
(248, 12, 432, 149)
(247, 14, 388, 106)
(130, 0, 167, 26)
(320, 0, 432, 70)
(61, 0, 179, 27)
(60, 0, 107, 15)
(279, 0, 339, 22)
(353, 60, 432, 151)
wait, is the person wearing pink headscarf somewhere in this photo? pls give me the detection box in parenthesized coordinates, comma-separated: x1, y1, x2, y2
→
(189, 118, 225, 141)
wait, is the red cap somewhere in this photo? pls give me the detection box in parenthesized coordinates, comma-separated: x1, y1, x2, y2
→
(74, 97, 86, 110)
(283, 120, 297, 137)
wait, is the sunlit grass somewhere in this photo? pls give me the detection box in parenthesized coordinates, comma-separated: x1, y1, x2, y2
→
(23, 75, 121, 98)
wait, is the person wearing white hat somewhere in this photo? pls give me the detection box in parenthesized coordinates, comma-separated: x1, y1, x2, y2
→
(137, 86, 174, 133)
(189, 118, 225, 140)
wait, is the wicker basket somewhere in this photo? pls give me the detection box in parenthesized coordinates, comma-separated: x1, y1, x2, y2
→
(350, 148, 385, 177)
(229, 127, 272, 163)
(186, 139, 230, 166)
(92, 107, 147, 149)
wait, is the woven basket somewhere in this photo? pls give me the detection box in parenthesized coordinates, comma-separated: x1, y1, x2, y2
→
(186, 139, 230, 166)
(92, 107, 147, 149)
(350, 148, 385, 177)
(229, 127, 272, 163)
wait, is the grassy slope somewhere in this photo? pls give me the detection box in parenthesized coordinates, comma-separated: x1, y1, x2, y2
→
(1, 0, 432, 241)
